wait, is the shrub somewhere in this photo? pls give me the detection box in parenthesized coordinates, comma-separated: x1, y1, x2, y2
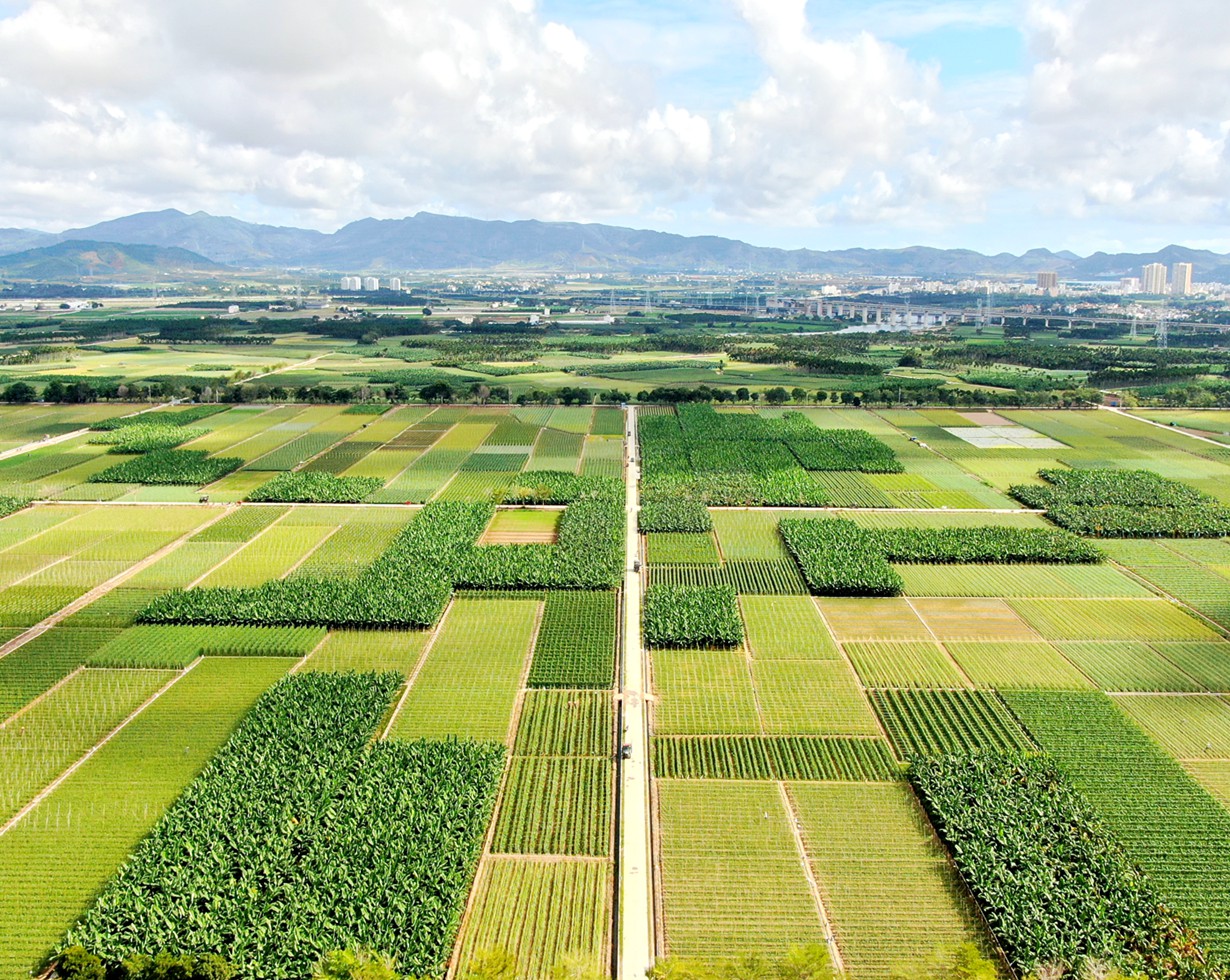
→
(643, 584, 744, 647)
(90, 405, 228, 431)
(779, 518, 903, 596)
(90, 424, 209, 453)
(639, 490, 712, 533)
(0, 496, 29, 520)
(871, 526, 1103, 563)
(501, 471, 620, 505)
(247, 472, 383, 503)
(1011, 468, 1230, 538)
(910, 753, 1217, 980)
(89, 449, 242, 486)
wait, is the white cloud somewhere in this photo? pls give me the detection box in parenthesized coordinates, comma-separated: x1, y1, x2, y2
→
(0, 0, 1226, 249)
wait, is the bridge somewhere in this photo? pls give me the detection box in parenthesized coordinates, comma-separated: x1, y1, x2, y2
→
(791, 299, 1230, 341)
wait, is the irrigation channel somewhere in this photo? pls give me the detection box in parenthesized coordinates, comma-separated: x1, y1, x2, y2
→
(619, 404, 654, 980)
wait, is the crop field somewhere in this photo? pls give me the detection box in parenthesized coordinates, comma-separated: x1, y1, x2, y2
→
(7, 402, 1230, 979)
(790, 782, 991, 978)
(457, 859, 612, 980)
(656, 781, 828, 957)
(0, 657, 294, 979)
(386, 598, 540, 742)
(2, 406, 625, 504)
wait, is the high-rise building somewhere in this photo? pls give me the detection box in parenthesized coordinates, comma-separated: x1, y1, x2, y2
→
(387, 277, 403, 292)
(1171, 262, 1193, 296)
(1037, 271, 1059, 292)
(362, 277, 380, 291)
(1141, 263, 1168, 295)
(340, 276, 362, 291)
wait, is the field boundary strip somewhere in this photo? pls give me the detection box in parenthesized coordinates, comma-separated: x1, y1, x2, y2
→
(0, 503, 238, 662)
(778, 782, 846, 972)
(0, 656, 201, 837)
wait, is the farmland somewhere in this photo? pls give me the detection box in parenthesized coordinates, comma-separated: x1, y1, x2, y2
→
(6, 399, 1230, 980)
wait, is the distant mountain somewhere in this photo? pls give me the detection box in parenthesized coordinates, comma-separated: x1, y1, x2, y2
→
(0, 240, 225, 280)
(0, 228, 57, 254)
(2, 209, 1227, 278)
(57, 209, 326, 267)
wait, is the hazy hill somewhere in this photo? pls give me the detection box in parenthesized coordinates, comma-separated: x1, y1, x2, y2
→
(0, 240, 225, 280)
(1, 209, 1227, 278)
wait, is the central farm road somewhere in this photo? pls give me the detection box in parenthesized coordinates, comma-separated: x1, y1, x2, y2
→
(619, 405, 655, 980)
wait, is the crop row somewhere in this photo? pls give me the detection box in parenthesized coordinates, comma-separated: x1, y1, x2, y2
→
(646, 561, 809, 595)
(1012, 468, 1230, 537)
(0, 658, 291, 980)
(301, 439, 383, 474)
(911, 753, 1212, 978)
(88, 450, 242, 486)
(871, 526, 1103, 563)
(456, 859, 611, 980)
(246, 431, 352, 471)
(514, 691, 613, 757)
(644, 584, 744, 647)
(88, 624, 326, 668)
(89, 423, 209, 454)
(500, 470, 618, 504)
(189, 506, 286, 542)
(870, 689, 1035, 758)
(493, 757, 611, 855)
(652, 736, 898, 780)
(1005, 691, 1230, 956)
(0, 668, 174, 824)
(90, 405, 228, 431)
(67, 672, 505, 979)
(140, 502, 490, 628)
(246, 471, 383, 503)
(779, 517, 903, 596)
(526, 592, 617, 689)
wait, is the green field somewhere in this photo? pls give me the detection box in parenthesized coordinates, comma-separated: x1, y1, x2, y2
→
(4, 398, 1230, 978)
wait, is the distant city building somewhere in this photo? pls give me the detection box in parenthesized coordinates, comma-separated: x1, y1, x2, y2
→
(340, 276, 362, 291)
(1120, 277, 1141, 292)
(1141, 263, 1168, 295)
(362, 276, 380, 291)
(1171, 262, 1193, 296)
(1037, 271, 1059, 292)
(387, 277, 403, 292)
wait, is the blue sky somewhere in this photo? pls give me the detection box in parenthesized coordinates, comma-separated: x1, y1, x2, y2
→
(0, 0, 1226, 255)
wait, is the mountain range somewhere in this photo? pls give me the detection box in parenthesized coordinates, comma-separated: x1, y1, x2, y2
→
(1, 209, 1228, 280)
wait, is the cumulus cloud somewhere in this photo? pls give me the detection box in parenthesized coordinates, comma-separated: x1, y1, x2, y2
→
(0, 0, 1226, 243)
(1002, 0, 1230, 225)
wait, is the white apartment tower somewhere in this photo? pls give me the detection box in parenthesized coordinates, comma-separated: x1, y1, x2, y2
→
(362, 277, 380, 291)
(340, 276, 362, 291)
(387, 277, 403, 292)
(1171, 262, 1193, 296)
(1141, 263, 1168, 295)
(1037, 271, 1059, 292)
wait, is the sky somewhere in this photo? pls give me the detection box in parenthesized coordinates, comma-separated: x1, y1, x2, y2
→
(0, 0, 1227, 255)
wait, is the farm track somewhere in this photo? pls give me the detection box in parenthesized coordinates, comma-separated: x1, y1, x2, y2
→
(619, 405, 654, 980)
